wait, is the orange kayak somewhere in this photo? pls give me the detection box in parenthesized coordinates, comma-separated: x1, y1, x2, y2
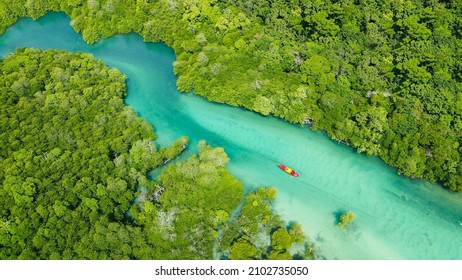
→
(277, 164, 299, 177)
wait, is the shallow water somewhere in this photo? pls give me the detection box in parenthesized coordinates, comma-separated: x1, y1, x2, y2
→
(1, 12, 462, 259)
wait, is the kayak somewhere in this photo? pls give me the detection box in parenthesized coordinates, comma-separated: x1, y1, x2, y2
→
(277, 164, 299, 177)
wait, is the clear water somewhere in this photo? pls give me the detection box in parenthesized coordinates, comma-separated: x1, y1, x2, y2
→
(1, 13, 462, 260)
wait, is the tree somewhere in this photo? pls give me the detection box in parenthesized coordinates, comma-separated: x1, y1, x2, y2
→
(271, 227, 293, 251)
(230, 238, 257, 260)
(338, 211, 355, 229)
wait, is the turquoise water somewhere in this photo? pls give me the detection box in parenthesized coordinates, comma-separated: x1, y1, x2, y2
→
(1, 13, 462, 259)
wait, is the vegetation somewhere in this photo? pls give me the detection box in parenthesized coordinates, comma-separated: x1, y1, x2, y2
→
(132, 140, 244, 259)
(0, 48, 310, 259)
(338, 211, 355, 229)
(218, 187, 315, 260)
(0, 48, 181, 259)
(1, 0, 459, 191)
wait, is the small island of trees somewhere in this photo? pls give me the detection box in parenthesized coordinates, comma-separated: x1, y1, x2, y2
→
(337, 211, 355, 229)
